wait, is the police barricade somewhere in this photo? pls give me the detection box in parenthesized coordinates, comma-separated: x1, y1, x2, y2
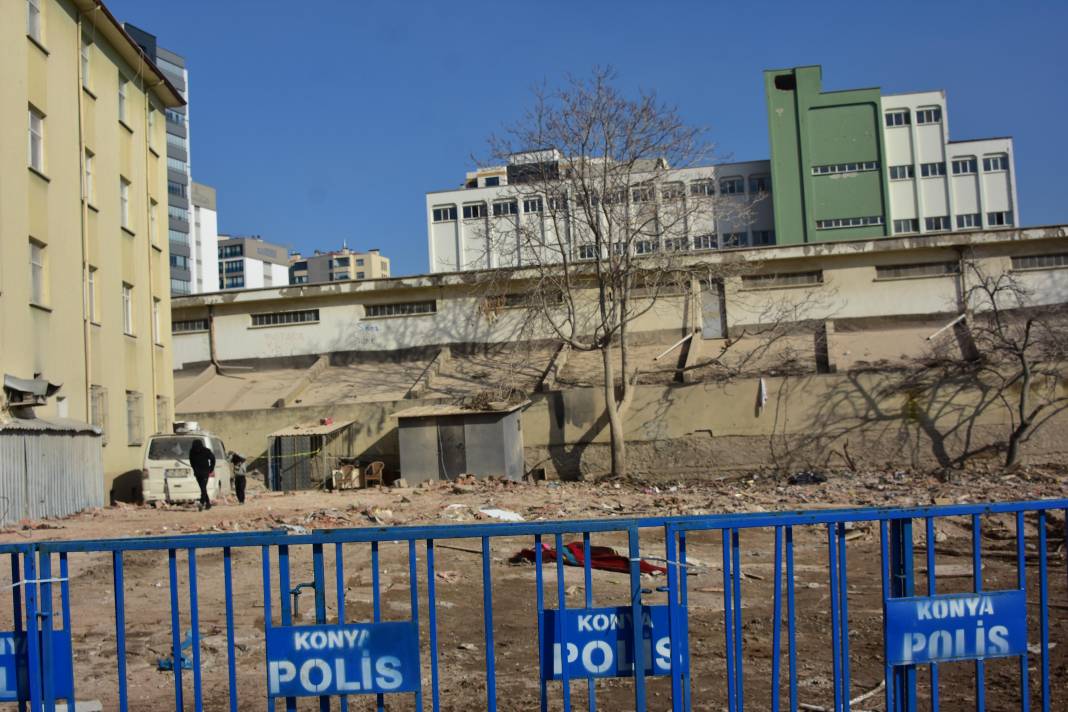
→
(664, 500, 1068, 712)
(0, 499, 1063, 711)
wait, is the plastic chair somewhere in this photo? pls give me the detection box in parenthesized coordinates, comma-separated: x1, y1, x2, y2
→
(362, 461, 385, 489)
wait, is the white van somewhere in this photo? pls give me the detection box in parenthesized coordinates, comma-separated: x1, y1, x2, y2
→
(141, 431, 232, 506)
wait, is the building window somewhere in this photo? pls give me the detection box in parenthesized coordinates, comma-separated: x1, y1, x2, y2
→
(88, 266, 98, 322)
(365, 301, 436, 318)
(693, 234, 717, 251)
(120, 177, 131, 229)
(951, 158, 978, 175)
(250, 309, 320, 327)
(152, 298, 162, 344)
(356, 272, 365, 279)
(548, 194, 568, 211)
(741, 271, 823, 289)
(983, 154, 1009, 172)
(156, 396, 171, 438)
(576, 244, 597, 260)
(635, 239, 658, 255)
(751, 230, 776, 246)
(223, 276, 245, 289)
(875, 261, 959, 280)
(167, 180, 187, 199)
(661, 182, 685, 200)
(432, 206, 456, 222)
(721, 233, 747, 248)
(169, 205, 189, 224)
(631, 186, 654, 203)
(29, 239, 46, 306)
(331, 272, 349, 281)
(815, 216, 884, 229)
(484, 176, 500, 187)
(920, 162, 946, 178)
(956, 213, 981, 229)
(664, 237, 689, 251)
(150, 199, 159, 244)
(167, 157, 188, 173)
(83, 150, 94, 203)
(171, 278, 191, 295)
(90, 385, 108, 446)
(173, 319, 208, 333)
(719, 177, 744, 195)
(925, 216, 951, 232)
(987, 211, 1014, 227)
(219, 244, 244, 258)
(118, 75, 129, 124)
(222, 259, 243, 274)
(125, 391, 143, 446)
(122, 283, 134, 334)
(885, 110, 910, 127)
(148, 107, 157, 147)
(463, 203, 486, 220)
(356, 258, 364, 266)
(748, 175, 771, 194)
(170, 254, 190, 270)
(915, 107, 942, 125)
(80, 36, 91, 89)
(28, 107, 44, 172)
(493, 201, 518, 216)
(1011, 253, 1068, 271)
(690, 180, 715, 197)
(889, 165, 914, 180)
(812, 161, 879, 176)
(27, 0, 43, 43)
(523, 197, 543, 213)
(893, 218, 920, 234)
(332, 257, 349, 268)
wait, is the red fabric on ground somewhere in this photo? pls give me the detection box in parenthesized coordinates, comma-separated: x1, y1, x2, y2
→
(510, 541, 667, 575)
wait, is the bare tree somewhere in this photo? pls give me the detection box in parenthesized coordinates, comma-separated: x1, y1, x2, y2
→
(471, 68, 757, 477)
(964, 261, 1068, 467)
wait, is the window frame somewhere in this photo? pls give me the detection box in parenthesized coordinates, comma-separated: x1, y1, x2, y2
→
(884, 109, 910, 127)
(462, 203, 486, 220)
(689, 180, 715, 197)
(983, 154, 1009, 173)
(719, 176, 744, 195)
(27, 0, 43, 44)
(951, 157, 978, 175)
(987, 210, 1014, 227)
(29, 239, 46, 307)
(364, 301, 437, 319)
(84, 149, 95, 204)
(492, 200, 518, 217)
(915, 107, 943, 125)
(90, 385, 108, 446)
(889, 165, 914, 181)
(1010, 253, 1068, 272)
(893, 218, 920, 234)
(125, 390, 144, 446)
(920, 162, 946, 178)
(152, 298, 162, 345)
(741, 270, 824, 290)
(874, 261, 960, 281)
(924, 216, 951, 232)
(118, 75, 129, 125)
(249, 309, 321, 328)
(523, 197, 544, 213)
(956, 213, 981, 229)
(80, 35, 92, 90)
(120, 177, 131, 230)
(121, 283, 134, 335)
(87, 266, 98, 323)
(28, 106, 44, 173)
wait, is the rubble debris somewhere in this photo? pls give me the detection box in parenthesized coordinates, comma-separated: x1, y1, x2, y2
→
(510, 541, 667, 575)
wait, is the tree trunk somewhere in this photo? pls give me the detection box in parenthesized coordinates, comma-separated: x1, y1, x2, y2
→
(601, 345, 627, 478)
(1004, 361, 1032, 469)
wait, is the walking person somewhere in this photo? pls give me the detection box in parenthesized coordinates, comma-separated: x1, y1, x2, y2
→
(189, 439, 216, 510)
(230, 452, 248, 504)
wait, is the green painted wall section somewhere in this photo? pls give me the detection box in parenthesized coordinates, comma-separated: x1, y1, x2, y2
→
(765, 66, 892, 244)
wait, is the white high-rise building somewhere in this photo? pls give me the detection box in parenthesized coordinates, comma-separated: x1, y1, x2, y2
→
(190, 182, 219, 294)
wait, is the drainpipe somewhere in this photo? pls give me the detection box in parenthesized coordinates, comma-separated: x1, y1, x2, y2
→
(76, 13, 92, 421)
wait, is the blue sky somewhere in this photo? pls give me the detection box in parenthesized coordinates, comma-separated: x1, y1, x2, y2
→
(107, 0, 1068, 277)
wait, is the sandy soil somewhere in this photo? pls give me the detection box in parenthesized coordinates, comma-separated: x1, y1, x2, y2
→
(1, 465, 1065, 711)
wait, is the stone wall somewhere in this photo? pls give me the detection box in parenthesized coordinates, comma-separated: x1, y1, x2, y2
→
(180, 369, 1068, 482)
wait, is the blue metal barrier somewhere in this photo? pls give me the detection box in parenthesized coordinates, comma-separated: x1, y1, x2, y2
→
(0, 499, 1065, 710)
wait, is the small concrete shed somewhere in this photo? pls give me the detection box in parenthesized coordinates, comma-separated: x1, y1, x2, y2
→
(395, 402, 528, 484)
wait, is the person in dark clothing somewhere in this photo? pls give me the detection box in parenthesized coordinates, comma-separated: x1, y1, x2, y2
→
(230, 452, 247, 504)
(188, 439, 216, 510)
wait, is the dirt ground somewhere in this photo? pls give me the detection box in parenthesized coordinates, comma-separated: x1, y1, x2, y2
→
(1, 464, 1066, 711)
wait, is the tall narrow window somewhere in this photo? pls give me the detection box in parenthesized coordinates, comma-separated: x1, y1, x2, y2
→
(122, 283, 134, 335)
(88, 266, 98, 322)
(120, 177, 131, 229)
(81, 36, 91, 89)
(148, 107, 156, 147)
(118, 75, 128, 124)
(28, 107, 44, 172)
(150, 199, 158, 244)
(125, 391, 143, 446)
(84, 150, 94, 203)
(152, 298, 161, 344)
(90, 385, 108, 445)
(27, 0, 42, 43)
(29, 240, 45, 305)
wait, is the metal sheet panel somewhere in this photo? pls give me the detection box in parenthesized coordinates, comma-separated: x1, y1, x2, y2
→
(0, 432, 103, 526)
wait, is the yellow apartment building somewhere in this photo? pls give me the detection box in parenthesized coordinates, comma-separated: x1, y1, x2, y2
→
(1, 0, 184, 499)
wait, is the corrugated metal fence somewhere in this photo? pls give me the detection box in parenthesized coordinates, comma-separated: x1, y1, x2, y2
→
(0, 419, 104, 526)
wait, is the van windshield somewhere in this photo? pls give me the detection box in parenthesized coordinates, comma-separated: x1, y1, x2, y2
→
(148, 437, 199, 461)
